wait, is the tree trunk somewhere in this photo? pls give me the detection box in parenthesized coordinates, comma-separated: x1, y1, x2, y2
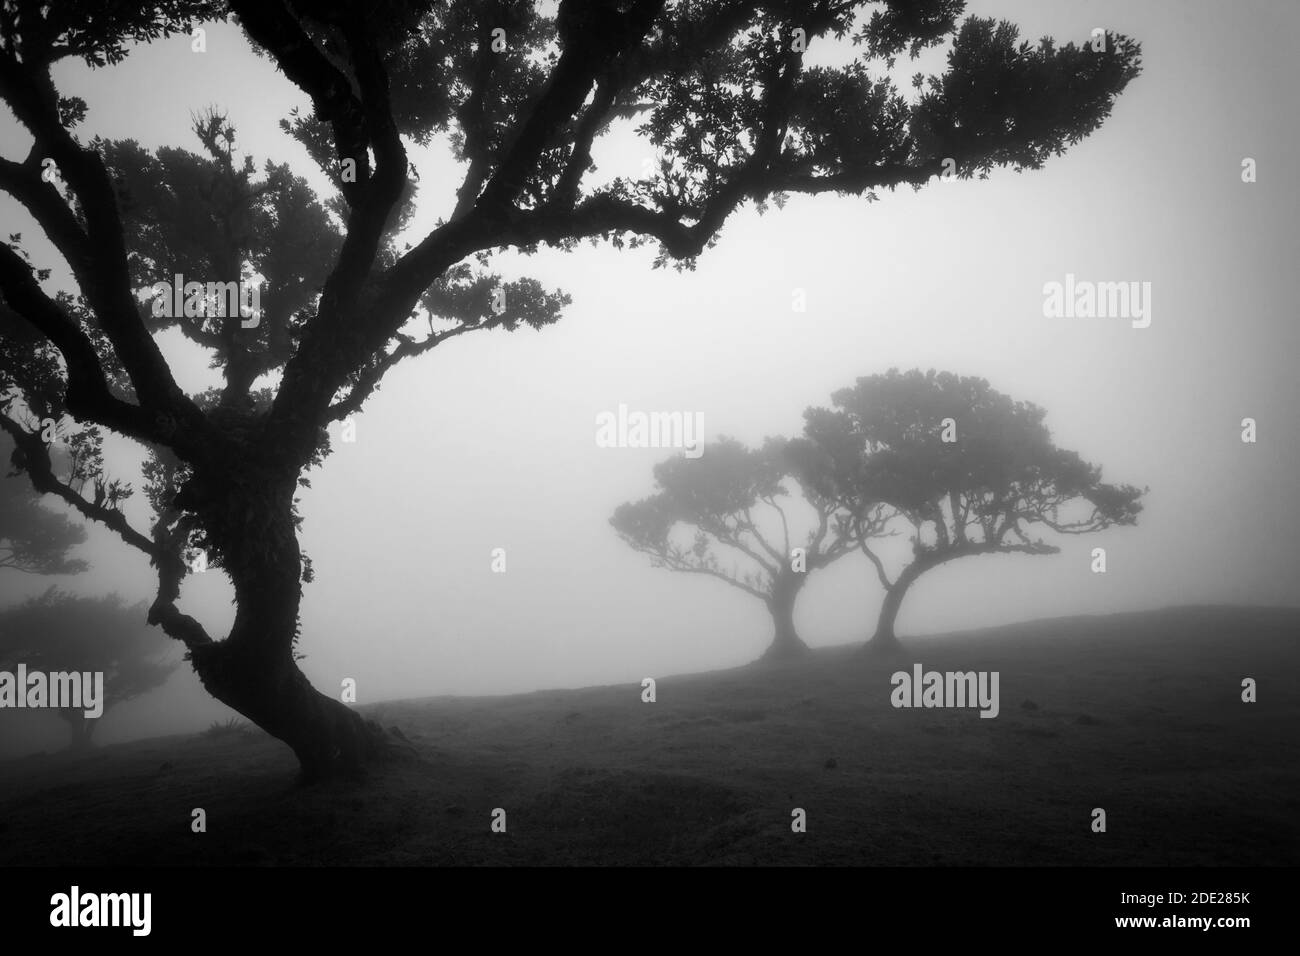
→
(179, 470, 396, 783)
(864, 562, 925, 656)
(65, 713, 97, 752)
(865, 547, 990, 655)
(760, 570, 810, 662)
(189, 639, 388, 783)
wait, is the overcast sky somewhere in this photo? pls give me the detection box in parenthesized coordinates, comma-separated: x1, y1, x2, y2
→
(1, 0, 1297, 750)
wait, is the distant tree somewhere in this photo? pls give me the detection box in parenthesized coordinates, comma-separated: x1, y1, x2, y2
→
(1, 436, 87, 575)
(0, 589, 178, 750)
(0, 309, 91, 577)
(802, 369, 1145, 652)
(0, 1, 1142, 779)
(611, 436, 878, 660)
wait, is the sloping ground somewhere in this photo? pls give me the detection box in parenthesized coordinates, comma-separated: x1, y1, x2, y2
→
(1, 605, 1296, 866)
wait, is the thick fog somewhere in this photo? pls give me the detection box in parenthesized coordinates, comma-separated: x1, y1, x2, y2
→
(1, 0, 1296, 754)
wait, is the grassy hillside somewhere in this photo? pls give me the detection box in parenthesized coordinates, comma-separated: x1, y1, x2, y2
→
(1, 605, 1296, 866)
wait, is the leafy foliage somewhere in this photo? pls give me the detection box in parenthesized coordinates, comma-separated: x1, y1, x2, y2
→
(801, 368, 1146, 576)
(0, 0, 221, 69)
(611, 436, 863, 601)
(0, 435, 87, 575)
(0, 588, 177, 712)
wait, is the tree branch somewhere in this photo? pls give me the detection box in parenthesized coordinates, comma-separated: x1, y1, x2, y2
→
(0, 246, 175, 447)
(0, 413, 156, 558)
(623, 538, 770, 602)
(860, 541, 895, 590)
(0, 56, 197, 424)
(230, 0, 372, 206)
(473, 0, 665, 217)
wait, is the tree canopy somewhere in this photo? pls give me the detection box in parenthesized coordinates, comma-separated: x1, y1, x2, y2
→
(0, 588, 177, 748)
(0, 433, 87, 575)
(802, 368, 1146, 648)
(611, 435, 881, 657)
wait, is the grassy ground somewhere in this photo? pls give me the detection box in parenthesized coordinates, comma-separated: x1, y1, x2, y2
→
(1, 605, 1296, 866)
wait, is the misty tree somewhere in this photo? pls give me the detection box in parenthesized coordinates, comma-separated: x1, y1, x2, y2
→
(0, 1, 1141, 779)
(611, 436, 880, 659)
(1, 434, 87, 575)
(0, 588, 177, 750)
(1, 307, 98, 577)
(801, 369, 1146, 653)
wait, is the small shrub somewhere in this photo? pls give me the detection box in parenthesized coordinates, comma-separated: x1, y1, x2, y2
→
(202, 717, 251, 738)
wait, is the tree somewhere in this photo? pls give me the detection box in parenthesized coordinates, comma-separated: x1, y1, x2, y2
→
(802, 369, 1146, 652)
(611, 436, 876, 659)
(0, 588, 178, 750)
(0, 1, 1142, 779)
(1, 434, 88, 575)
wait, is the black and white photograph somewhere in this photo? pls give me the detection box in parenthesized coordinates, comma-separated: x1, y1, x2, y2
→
(0, 0, 1294, 939)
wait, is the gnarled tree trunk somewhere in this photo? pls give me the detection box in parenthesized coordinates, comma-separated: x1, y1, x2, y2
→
(63, 712, 98, 752)
(865, 561, 927, 656)
(190, 640, 387, 783)
(177, 466, 393, 783)
(760, 569, 810, 662)
(865, 545, 1006, 654)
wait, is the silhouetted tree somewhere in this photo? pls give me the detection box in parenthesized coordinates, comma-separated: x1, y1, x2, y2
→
(611, 436, 877, 659)
(1, 434, 88, 575)
(802, 369, 1145, 652)
(0, 589, 177, 750)
(0, 1, 1142, 779)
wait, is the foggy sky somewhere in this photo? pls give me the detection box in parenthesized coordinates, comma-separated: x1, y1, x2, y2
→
(1, 0, 1297, 751)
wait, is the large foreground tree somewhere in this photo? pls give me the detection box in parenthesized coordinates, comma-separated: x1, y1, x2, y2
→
(0, 1, 1141, 779)
(802, 369, 1146, 653)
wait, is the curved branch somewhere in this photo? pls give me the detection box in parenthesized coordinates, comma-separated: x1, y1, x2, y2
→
(0, 412, 212, 650)
(740, 504, 786, 567)
(761, 494, 792, 560)
(860, 541, 895, 590)
(700, 514, 779, 577)
(146, 532, 213, 652)
(618, 536, 770, 602)
(0, 151, 91, 263)
(0, 413, 156, 558)
(325, 319, 492, 422)
(230, 0, 372, 205)
(0, 246, 173, 447)
(473, 0, 665, 217)
(0, 57, 195, 421)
